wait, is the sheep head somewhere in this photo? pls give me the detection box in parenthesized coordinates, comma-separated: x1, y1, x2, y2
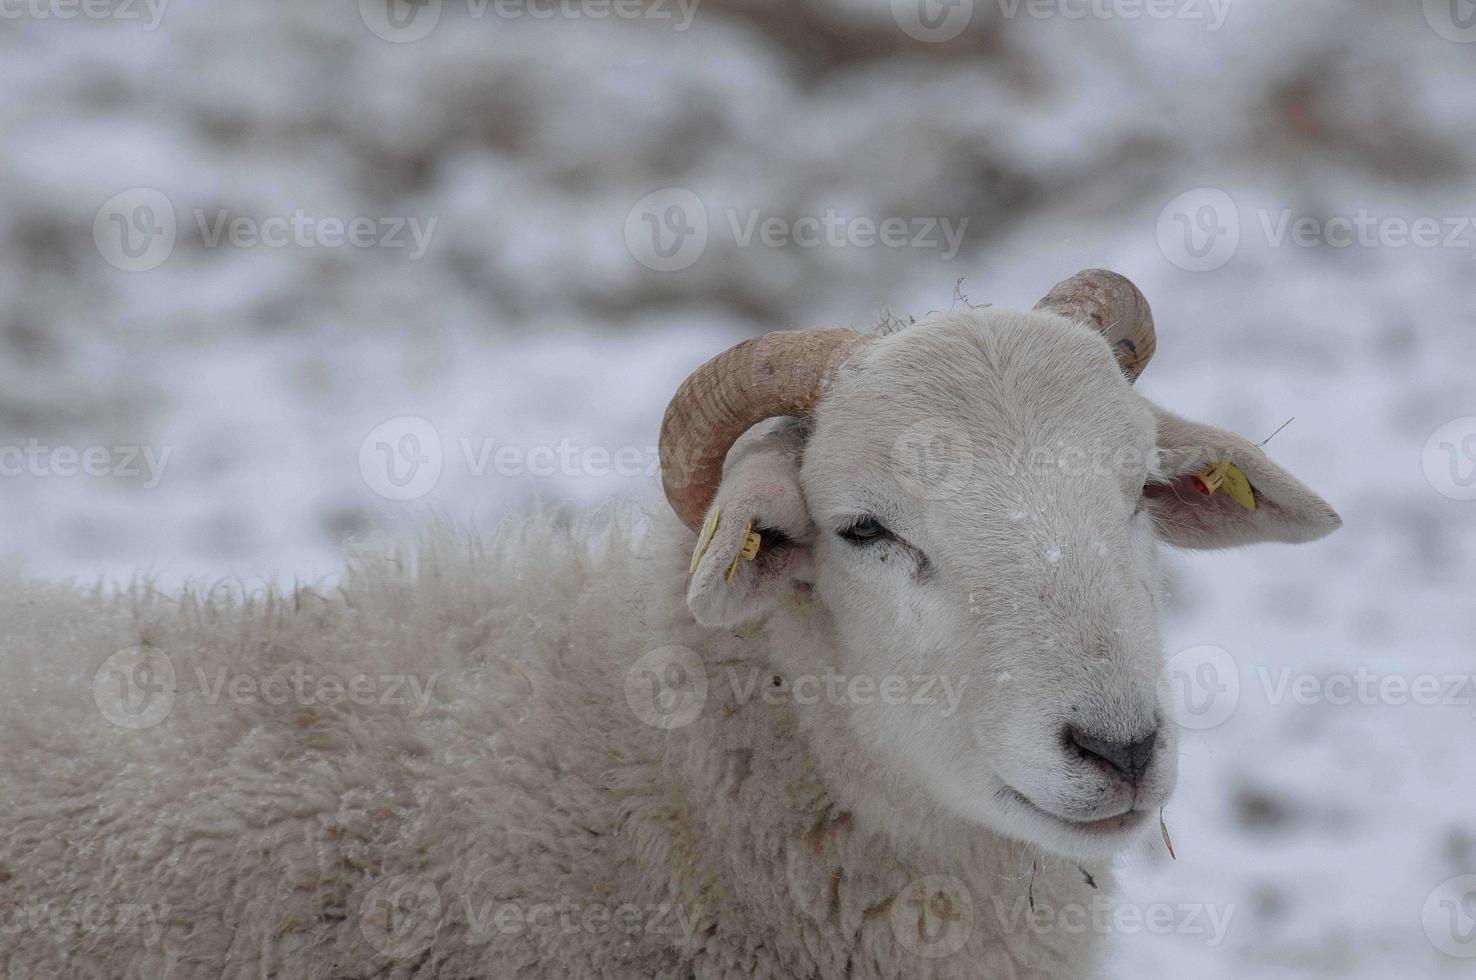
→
(657, 269, 1340, 859)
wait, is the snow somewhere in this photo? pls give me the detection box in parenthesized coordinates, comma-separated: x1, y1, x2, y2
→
(2, 0, 1473, 974)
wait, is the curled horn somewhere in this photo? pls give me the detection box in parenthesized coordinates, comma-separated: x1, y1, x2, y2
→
(659, 329, 868, 531)
(1034, 269, 1156, 383)
(659, 270, 1152, 531)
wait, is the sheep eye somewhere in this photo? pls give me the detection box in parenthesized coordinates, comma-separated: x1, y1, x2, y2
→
(838, 517, 889, 545)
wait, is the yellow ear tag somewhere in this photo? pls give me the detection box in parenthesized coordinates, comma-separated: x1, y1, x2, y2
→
(725, 522, 762, 583)
(1218, 462, 1257, 511)
(1192, 458, 1257, 511)
(1194, 459, 1228, 494)
(689, 506, 721, 577)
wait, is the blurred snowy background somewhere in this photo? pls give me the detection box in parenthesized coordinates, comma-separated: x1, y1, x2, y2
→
(3, 0, 1476, 975)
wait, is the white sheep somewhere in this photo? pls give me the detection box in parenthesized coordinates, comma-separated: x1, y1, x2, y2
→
(0, 270, 1340, 979)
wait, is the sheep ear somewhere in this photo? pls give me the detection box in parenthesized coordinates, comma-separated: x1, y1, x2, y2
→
(685, 420, 814, 629)
(1144, 404, 1342, 549)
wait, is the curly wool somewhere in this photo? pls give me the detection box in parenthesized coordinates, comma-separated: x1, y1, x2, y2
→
(0, 504, 1103, 979)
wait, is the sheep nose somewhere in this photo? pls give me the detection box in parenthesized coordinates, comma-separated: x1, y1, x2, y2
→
(1066, 726, 1158, 784)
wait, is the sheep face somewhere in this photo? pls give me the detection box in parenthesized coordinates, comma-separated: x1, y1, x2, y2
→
(802, 309, 1173, 859)
(684, 306, 1340, 859)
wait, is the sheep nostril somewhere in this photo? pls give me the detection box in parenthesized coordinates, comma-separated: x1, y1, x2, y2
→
(1066, 725, 1158, 785)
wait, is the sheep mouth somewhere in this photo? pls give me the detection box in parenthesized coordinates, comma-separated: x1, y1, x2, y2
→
(1000, 785, 1149, 836)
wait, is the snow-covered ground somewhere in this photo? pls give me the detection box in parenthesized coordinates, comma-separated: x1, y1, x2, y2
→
(3, 1, 1474, 975)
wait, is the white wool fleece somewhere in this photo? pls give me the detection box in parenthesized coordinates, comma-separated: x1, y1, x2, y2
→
(0, 509, 1100, 980)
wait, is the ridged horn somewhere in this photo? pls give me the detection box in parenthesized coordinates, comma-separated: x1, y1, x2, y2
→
(1034, 269, 1156, 383)
(659, 329, 868, 531)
